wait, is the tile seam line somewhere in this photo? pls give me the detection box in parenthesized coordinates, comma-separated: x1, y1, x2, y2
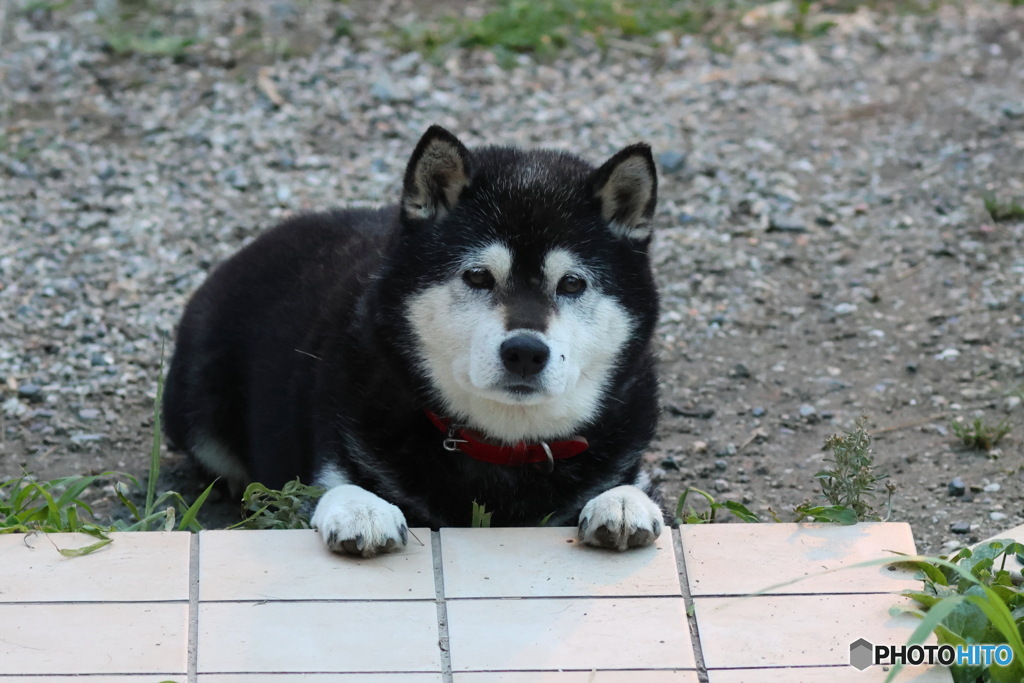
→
(441, 593, 685, 601)
(690, 590, 908, 598)
(674, 526, 709, 683)
(193, 597, 440, 604)
(432, 530, 454, 683)
(188, 532, 199, 682)
(0, 600, 191, 605)
(453, 667, 702, 672)
(0, 672, 190, 678)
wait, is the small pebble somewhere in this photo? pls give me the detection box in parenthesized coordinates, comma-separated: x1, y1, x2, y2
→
(751, 406, 766, 417)
(983, 483, 1001, 493)
(656, 150, 687, 174)
(731, 363, 751, 378)
(947, 477, 966, 497)
(17, 384, 43, 403)
(989, 512, 1007, 522)
(950, 521, 971, 534)
(767, 213, 807, 233)
(833, 302, 857, 316)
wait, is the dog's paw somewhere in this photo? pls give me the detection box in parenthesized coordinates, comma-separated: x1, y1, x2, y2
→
(578, 485, 663, 551)
(311, 485, 408, 558)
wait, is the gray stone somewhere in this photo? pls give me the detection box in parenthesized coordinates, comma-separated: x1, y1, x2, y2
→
(947, 477, 966, 497)
(657, 150, 687, 174)
(767, 213, 807, 233)
(17, 384, 42, 403)
(731, 363, 752, 378)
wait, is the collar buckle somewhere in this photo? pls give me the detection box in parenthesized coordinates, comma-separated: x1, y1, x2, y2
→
(443, 427, 469, 452)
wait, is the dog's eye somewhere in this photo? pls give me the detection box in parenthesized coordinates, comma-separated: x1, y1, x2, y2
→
(463, 267, 496, 290)
(557, 274, 587, 296)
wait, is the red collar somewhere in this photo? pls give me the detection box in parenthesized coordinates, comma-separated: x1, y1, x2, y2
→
(425, 410, 588, 470)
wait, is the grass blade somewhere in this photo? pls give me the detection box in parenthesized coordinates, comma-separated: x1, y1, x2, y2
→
(177, 481, 216, 532)
(57, 537, 113, 557)
(146, 346, 166, 516)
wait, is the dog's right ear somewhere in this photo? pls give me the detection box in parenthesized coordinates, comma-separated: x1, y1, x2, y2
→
(400, 126, 472, 224)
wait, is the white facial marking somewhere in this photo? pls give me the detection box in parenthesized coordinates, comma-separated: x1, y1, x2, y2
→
(406, 245, 634, 443)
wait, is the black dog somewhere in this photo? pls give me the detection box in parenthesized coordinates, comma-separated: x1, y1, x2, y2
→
(164, 126, 663, 556)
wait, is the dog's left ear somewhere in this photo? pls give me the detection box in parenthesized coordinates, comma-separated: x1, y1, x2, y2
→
(590, 143, 658, 242)
(401, 125, 472, 224)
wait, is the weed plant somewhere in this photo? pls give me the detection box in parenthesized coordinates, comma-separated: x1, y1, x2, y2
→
(983, 192, 1024, 223)
(889, 540, 1024, 683)
(229, 480, 325, 530)
(952, 416, 1012, 451)
(794, 416, 892, 522)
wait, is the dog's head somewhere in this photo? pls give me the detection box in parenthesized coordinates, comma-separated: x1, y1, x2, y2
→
(382, 126, 658, 443)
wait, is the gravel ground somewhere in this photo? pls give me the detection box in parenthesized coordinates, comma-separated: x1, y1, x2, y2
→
(1, 0, 1022, 552)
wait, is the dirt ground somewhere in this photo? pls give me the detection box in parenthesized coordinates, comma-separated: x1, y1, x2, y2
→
(1, 0, 1022, 553)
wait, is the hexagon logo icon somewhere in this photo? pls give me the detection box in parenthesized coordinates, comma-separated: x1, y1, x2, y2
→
(850, 638, 874, 670)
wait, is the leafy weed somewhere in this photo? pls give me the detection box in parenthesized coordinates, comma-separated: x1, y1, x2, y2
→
(794, 416, 892, 523)
(951, 416, 1012, 451)
(983, 192, 1024, 223)
(229, 479, 325, 530)
(889, 540, 1024, 682)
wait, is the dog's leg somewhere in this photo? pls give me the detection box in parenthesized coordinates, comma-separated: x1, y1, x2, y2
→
(577, 484, 663, 551)
(311, 484, 409, 558)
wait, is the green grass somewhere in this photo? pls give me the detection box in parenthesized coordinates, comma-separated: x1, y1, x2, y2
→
(888, 540, 1024, 683)
(229, 480, 325, 530)
(676, 416, 892, 525)
(471, 500, 494, 528)
(103, 31, 196, 58)
(397, 0, 940, 61)
(399, 0, 753, 61)
(951, 416, 1012, 451)
(94, 0, 198, 59)
(0, 357, 216, 554)
(983, 192, 1024, 223)
(675, 486, 762, 524)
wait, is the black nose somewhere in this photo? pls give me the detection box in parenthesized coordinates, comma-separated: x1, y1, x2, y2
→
(500, 334, 550, 378)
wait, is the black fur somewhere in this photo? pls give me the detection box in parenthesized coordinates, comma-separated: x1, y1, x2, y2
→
(164, 126, 661, 529)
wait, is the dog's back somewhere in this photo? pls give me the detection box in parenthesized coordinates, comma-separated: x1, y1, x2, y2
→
(163, 208, 395, 491)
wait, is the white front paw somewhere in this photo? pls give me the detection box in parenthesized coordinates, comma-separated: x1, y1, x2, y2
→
(578, 485, 663, 551)
(311, 485, 408, 557)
